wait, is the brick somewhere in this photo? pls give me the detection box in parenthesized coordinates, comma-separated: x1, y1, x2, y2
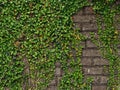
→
(83, 67, 103, 75)
(118, 49, 120, 56)
(57, 76, 62, 84)
(55, 67, 62, 76)
(93, 57, 109, 65)
(72, 15, 96, 23)
(74, 10, 83, 15)
(81, 32, 91, 39)
(47, 86, 57, 90)
(80, 41, 86, 48)
(86, 40, 97, 48)
(73, 23, 82, 30)
(55, 62, 61, 67)
(93, 76, 108, 84)
(81, 57, 92, 66)
(92, 85, 107, 90)
(82, 49, 101, 57)
(82, 22, 98, 31)
(49, 79, 56, 86)
(83, 6, 94, 15)
(84, 75, 108, 84)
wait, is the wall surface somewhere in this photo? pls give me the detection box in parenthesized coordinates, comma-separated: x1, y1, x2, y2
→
(46, 6, 120, 90)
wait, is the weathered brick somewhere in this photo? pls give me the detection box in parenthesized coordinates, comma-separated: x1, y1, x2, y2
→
(82, 22, 98, 31)
(86, 40, 97, 48)
(47, 86, 57, 90)
(83, 6, 94, 15)
(80, 41, 86, 48)
(84, 75, 108, 84)
(81, 57, 92, 66)
(83, 67, 103, 75)
(74, 9, 83, 15)
(93, 57, 109, 65)
(81, 32, 91, 39)
(82, 49, 101, 56)
(73, 23, 82, 30)
(118, 49, 120, 56)
(49, 79, 56, 86)
(55, 67, 62, 76)
(55, 62, 61, 67)
(92, 85, 107, 90)
(72, 15, 96, 23)
(57, 76, 62, 85)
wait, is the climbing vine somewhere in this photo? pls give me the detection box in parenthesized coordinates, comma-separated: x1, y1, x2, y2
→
(0, 0, 120, 90)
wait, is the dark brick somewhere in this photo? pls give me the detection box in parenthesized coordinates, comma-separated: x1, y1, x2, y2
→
(92, 85, 107, 90)
(82, 49, 101, 57)
(72, 15, 96, 23)
(82, 22, 98, 31)
(93, 57, 109, 66)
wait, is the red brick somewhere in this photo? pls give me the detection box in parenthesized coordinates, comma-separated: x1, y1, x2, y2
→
(72, 15, 96, 23)
(92, 85, 107, 90)
(82, 49, 101, 57)
(93, 57, 109, 65)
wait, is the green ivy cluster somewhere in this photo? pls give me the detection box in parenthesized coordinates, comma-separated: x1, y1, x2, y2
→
(0, 0, 120, 90)
(0, 0, 91, 90)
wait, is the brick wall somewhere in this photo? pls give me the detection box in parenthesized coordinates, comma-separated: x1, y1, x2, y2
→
(73, 6, 120, 90)
(47, 6, 120, 90)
